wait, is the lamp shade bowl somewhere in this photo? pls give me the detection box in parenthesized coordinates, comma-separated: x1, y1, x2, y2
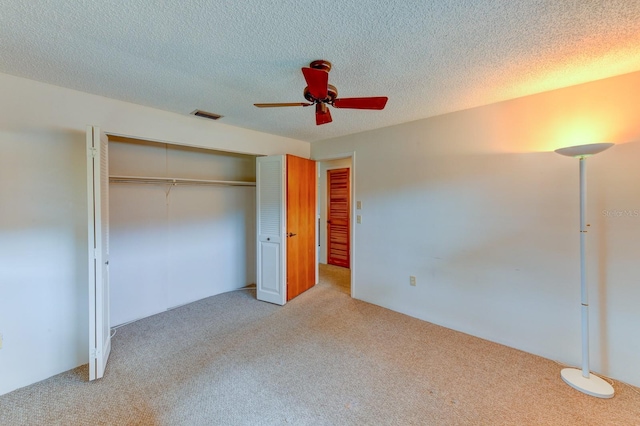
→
(555, 142, 614, 158)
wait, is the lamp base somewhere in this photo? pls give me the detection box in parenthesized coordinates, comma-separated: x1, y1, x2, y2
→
(561, 368, 614, 398)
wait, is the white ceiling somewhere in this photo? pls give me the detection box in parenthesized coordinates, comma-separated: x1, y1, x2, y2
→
(2, 1, 640, 142)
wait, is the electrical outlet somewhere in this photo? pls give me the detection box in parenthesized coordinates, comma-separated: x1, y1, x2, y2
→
(356, 215, 362, 224)
(356, 201, 362, 210)
(410, 276, 416, 286)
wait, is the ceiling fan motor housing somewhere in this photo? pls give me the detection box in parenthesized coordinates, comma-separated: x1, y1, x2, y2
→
(304, 84, 338, 103)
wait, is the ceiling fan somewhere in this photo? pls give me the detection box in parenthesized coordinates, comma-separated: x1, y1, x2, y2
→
(254, 60, 388, 125)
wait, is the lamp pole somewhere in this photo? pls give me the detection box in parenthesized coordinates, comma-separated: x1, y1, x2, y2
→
(555, 142, 614, 399)
(579, 156, 589, 378)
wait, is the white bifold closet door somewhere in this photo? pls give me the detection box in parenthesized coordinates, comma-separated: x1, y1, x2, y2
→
(86, 125, 111, 380)
(256, 155, 286, 305)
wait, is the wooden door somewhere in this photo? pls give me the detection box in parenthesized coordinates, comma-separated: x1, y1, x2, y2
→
(87, 126, 111, 380)
(286, 155, 316, 300)
(327, 168, 350, 268)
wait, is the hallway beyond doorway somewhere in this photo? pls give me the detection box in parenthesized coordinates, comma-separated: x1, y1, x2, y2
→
(319, 263, 350, 295)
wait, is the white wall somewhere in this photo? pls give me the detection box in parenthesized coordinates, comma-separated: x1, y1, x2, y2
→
(0, 72, 309, 396)
(311, 71, 640, 387)
(109, 140, 257, 326)
(317, 158, 352, 265)
(0, 128, 88, 397)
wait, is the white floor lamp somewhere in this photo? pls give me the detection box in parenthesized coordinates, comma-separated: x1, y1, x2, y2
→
(555, 142, 614, 398)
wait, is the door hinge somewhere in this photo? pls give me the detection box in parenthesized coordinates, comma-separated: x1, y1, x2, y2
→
(88, 147, 98, 158)
(91, 348, 101, 359)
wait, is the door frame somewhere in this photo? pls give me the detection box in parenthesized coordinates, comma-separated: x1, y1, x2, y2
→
(312, 152, 356, 298)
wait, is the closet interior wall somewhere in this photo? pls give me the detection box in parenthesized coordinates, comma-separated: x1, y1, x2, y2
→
(108, 136, 257, 326)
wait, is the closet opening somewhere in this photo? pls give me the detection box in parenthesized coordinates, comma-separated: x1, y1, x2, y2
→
(107, 135, 258, 327)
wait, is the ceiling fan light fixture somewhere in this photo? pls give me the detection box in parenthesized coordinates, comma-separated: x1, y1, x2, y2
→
(316, 103, 328, 114)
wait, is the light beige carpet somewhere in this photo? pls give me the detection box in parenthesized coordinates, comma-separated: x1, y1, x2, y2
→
(1, 263, 639, 425)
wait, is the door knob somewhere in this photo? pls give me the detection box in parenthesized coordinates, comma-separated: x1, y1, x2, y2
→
(287, 232, 297, 237)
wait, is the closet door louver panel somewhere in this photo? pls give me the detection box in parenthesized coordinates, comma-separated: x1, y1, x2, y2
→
(256, 155, 286, 305)
(259, 161, 282, 236)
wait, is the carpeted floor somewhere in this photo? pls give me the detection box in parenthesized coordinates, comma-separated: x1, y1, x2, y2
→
(1, 263, 639, 425)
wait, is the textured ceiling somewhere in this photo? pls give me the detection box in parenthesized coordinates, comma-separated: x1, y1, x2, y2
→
(2, 1, 640, 142)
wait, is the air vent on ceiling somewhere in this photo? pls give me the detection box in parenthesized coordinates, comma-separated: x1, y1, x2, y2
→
(191, 109, 223, 120)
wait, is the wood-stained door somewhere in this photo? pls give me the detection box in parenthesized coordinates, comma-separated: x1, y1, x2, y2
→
(286, 155, 317, 300)
(327, 168, 350, 268)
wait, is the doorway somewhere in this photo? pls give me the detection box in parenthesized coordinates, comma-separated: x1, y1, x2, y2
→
(315, 153, 355, 297)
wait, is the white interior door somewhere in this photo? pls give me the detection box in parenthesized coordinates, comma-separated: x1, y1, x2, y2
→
(87, 125, 111, 380)
(256, 155, 286, 305)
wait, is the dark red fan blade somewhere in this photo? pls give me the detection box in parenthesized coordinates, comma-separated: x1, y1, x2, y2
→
(333, 97, 388, 110)
(302, 67, 329, 100)
(315, 103, 332, 125)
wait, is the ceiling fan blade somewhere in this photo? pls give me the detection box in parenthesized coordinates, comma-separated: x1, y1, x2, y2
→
(254, 102, 312, 108)
(333, 97, 388, 110)
(302, 67, 329, 100)
(315, 103, 332, 125)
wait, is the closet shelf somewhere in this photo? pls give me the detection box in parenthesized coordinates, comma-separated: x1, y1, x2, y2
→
(109, 175, 256, 187)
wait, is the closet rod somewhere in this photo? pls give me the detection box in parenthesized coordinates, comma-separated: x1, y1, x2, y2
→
(109, 175, 256, 187)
